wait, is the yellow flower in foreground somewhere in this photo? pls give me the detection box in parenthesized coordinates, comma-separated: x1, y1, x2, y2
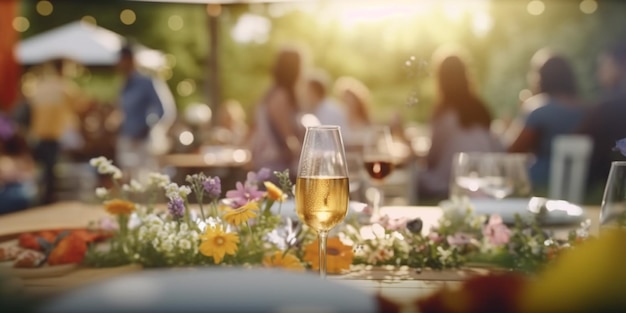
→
(199, 225, 239, 264)
(303, 237, 354, 274)
(222, 202, 259, 226)
(264, 181, 286, 202)
(103, 199, 135, 215)
(263, 251, 305, 272)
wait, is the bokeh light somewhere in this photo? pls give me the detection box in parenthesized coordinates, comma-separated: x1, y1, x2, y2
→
(580, 0, 598, 14)
(176, 79, 195, 97)
(120, 9, 137, 25)
(178, 131, 194, 146)
(207, 4, 221, 17)
(12, 16, 30, 32)
(168, 15, 184, 31)
(81, 15, 97, 25)
(527, 0, 545, 16)
(36, 1, 53, 16)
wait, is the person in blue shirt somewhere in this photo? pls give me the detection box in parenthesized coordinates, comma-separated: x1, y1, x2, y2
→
(508, 50, 585, 192)
(115, 44, 165, 180)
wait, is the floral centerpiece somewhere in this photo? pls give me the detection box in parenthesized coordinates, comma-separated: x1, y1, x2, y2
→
(82, 157, 591, 274)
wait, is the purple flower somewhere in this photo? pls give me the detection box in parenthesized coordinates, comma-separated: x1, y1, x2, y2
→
(482, 214, 511, 245)
(245, 168, 271, 186)
(225, 181, 265, 207)
(203, 176, 221, 199)
(614, 138, 626, 157)
(168, 197, 185, 219)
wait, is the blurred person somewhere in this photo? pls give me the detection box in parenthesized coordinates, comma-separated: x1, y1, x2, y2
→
(213, 99, 249, 146)
(249, 47, 305, 179)
(508, 50, 585, 191)
(115, 44, 166, 181)
(305, 69, 348, 129)
(579, 40, 626, 193)
(334, 76, 372, 145)
(26, 59, 82, 204)
(0, 113, 36, 214)
(417, 46, 503, 200)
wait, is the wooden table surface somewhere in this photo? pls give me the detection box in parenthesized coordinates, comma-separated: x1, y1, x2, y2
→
(0, 201, 601, 313)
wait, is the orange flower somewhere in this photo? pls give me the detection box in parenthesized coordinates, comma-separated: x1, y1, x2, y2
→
(264, 181, 286, 202)
(303, 237, 354, 274)
(104, 199, 135, 215)
(263, 251, 305, 272)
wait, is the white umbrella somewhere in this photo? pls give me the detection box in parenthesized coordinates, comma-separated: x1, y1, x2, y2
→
(16, 20, 165, 70)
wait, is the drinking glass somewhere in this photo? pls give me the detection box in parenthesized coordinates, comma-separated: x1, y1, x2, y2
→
(600, 161, 626, 230)
(450, 152, 531, 200)
(296, 126, 350, 278)
(362, 126, 395, 217)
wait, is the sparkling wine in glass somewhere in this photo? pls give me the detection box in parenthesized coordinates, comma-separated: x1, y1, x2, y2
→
(296, 126, 350, 278)
(362, 126, 395, 217)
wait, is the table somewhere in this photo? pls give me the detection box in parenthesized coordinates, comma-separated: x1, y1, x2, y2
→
(0, 201, 601, 313)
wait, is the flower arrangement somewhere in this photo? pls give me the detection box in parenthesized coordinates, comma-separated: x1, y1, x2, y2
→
(83, 157, 591, 274)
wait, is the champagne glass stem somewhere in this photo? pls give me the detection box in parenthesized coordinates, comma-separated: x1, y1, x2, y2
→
(318, 230, 328, 279)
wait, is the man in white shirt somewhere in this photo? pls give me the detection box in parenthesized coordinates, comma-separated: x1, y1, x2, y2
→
(305, 70, 348, 129)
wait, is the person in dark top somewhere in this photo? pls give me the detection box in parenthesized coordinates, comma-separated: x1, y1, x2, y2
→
(508, 51, 585, 190)
(579, 40, 626, 194)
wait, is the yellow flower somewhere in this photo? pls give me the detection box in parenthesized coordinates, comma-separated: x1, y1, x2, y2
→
(103, 199, 135, 215)
(264, 181, 286, 202)
(222, 202, 259, 226)
(199, 225, 239, 264)
(303, 237, 354, 274)
(263, 251, 305, 272)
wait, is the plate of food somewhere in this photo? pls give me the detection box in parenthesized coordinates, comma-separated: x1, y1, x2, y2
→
(0, 229, 111, 279)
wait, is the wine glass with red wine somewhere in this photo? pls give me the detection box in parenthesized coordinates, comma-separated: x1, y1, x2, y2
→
(362, 125, 395, 218)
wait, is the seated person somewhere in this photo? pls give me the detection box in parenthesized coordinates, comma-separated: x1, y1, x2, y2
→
(0, 114, 36, 214)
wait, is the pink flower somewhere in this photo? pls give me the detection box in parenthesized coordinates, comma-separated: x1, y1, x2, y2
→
(428, 232, 443, 243)
(447, 233, 473, 246)
(482, 214, 511, 245)
(225, 181, 265, 207)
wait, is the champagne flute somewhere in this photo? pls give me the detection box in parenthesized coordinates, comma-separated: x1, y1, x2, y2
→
(362, 126, 395, 218)
(296, 126, 350, 278)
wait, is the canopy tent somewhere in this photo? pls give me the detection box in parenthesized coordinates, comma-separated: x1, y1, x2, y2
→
(16, 21, 165, 70)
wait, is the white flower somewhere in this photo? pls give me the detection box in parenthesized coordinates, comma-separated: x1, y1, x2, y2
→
(89, 156, 123, 179)
(148, 172, 171, 188)
(164, 183, 192, 200)
(437, 246, 453, 265)
(528, 238, 541, 255)
(152, 238, 160, 248)
(180, 223, 189, 232)
(178, 239, 191, 250)
(95, 187, 109, 199)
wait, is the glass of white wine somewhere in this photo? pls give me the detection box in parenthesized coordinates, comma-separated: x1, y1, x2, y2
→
(296, 126, 350, 279)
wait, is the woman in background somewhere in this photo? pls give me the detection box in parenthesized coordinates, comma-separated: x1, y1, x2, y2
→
(508, 50, 585, 191)
(418, 46, 503, 200)
(0, 114, 36, 214)
(249, 47, 305, 179)
(334, 76, 372, 146)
